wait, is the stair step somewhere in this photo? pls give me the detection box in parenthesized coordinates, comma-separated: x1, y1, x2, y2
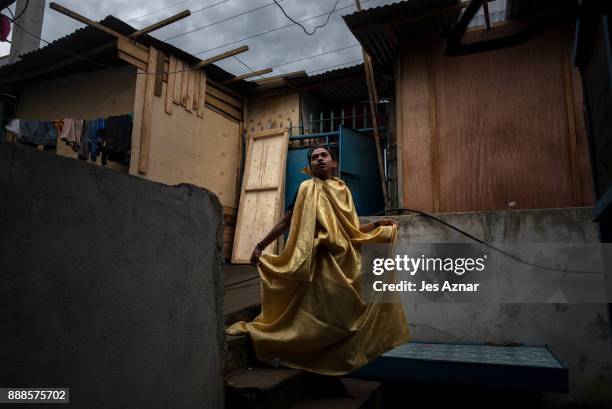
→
(289, 379, 382, 409)
(225, 334, 254, 376)
(226, 367, 309, 409)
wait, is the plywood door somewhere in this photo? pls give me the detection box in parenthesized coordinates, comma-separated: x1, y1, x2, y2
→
(232, 128, 289, 264)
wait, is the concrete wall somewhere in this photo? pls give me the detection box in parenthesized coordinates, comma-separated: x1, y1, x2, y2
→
(368, 208, 612, 408)
(0, 142, 225, 409)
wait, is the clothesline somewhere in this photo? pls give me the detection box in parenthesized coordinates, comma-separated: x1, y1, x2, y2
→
(4, 113, 133, 167)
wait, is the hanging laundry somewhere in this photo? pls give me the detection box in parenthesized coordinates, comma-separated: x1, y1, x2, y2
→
(19, 120, 58, 146)
(0, 14, 10, 42)
(78, 118, 105, 161)
(59, 118, 84, 151)
(104, 114, 132, 166)
(5, 118, 20, 136)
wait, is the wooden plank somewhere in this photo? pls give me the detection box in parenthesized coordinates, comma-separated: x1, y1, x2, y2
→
(165, 55, 176, 115)
(49, 2, 131, 41)
(173, 60, 183, 104)
(197, 71, 207, 118)
(563, 37, 580, 206)
(117, 50, 147, 71)
(231, 128, 288, 263)
(192, 45, 249, 69)
(205, 103, 240, 124)
(192, 70, 200, 111)
(117, 38, 149, 64)
(154, 50, 165, 97)
(224, 68, 273, 84)
(180, 66, 190, 107)
(207, 77, 243, 100)
(394, 53, 404, 208)
(131, 10, 191, 37)
(206, 84, 242, 109)
(138, 47, 157, 174)
(427, 52, 440, 213)
(205, 93, 242, 121)
(186, 69, 195, 113)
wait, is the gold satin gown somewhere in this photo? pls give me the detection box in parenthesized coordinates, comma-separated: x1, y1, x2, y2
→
(226, 176, 410, 375)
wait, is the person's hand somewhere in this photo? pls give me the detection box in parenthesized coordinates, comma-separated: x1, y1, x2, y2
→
(377, 219, 399, 229)
(250, 244, 263, 265)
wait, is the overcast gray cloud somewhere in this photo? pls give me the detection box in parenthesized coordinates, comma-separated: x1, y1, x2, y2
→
(1, 0, 399, 78)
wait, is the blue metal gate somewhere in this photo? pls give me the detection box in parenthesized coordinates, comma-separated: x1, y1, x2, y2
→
(285, 125, 384, 216)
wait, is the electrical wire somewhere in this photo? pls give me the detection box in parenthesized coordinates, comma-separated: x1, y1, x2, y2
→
(233, 54, 266, 80)
(12, 0, 27, 21)
(188, 0, 369, 55)
(225, 207, 602, 288)
(126, 0, 190, 22)
(164, 0, 279, 41)
(270, 43, 359, 69)
(306, 58, 362, 75)
(272, 0, 340, 36)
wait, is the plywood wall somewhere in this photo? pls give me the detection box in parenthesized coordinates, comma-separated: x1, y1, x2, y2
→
(130, 65, 241, 209)
(246, 92, 299, 133)
(17, 65, 136, 119)
(397, 24, 594, 213)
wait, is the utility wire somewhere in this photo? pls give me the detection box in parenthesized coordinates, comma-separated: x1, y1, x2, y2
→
(164, 0, 279, 41)
(192, 0, 369, 56)
(233, 54, 266, 80)
(126, 0, 190, 22)
(270, 43, 359, 69)
(126, 0, 228, 23)
(5, 15, 363, 80)
(12, 0, 28, 21)
(225, 207, 602, 288)
(306, 58, 362, 75)
(272, 0, 340, 35)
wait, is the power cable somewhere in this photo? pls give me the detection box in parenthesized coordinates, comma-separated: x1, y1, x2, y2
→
(272, 0, 340, 36)
(126, 0, 190, 22)
(126, 0, 228, 23)
(306, 58, 362, 75)
(164, 0, 279, 41)
(188, 0, 369, 55)
(225, 206, 602, 288)
(270, 43, 359, 69)
(12, 0, 27, 21)
(233, 54, 266, 80)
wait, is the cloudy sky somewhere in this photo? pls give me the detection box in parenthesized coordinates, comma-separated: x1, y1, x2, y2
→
(0, 0, 404, 78)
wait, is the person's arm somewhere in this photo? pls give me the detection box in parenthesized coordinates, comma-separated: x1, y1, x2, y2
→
(359, 218, 399, 233)
(250, 210, 293, 264)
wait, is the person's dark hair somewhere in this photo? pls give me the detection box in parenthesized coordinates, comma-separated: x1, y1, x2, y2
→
(306, 145, 336, 163)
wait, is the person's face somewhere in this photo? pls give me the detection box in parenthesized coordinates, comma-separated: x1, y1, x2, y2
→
(309, 147, 337, 178)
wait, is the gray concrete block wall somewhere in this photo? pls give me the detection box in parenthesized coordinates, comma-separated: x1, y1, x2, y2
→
(364, 208, 612, 408)
(0, 142, 225, 409)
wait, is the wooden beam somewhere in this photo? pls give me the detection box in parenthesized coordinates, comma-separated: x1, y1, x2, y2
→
(49, 2, 131, 41)
(192, 45, 249, 69)
(154, 50, 165, 97)
(253, 70, 307, 83)
(223, 68, 273, 84)
(355, 0, 388, 209)
(138, 47, 158, 174)
(131, 10, 191, 37)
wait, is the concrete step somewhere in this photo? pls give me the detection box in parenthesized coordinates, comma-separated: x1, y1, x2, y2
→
(225, 367, 309, 409)
(224, 263, 261, 327)
(225, 334, 250, 376)
(290, 379, 382, 409)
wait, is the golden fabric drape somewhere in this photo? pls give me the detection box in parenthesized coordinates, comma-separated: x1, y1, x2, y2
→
(226, 177, 410, 375)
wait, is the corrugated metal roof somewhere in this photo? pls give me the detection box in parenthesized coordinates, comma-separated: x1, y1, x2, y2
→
(285, 63, 393, 103)
(0, 15, 254, 92)
(343, 0, 461, 64)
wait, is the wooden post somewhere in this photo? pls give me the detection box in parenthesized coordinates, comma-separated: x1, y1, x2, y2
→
(355, 0, 389, 209)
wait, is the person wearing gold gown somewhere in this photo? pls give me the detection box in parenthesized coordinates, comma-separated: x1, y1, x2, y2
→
(226, 145, 410, 393)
